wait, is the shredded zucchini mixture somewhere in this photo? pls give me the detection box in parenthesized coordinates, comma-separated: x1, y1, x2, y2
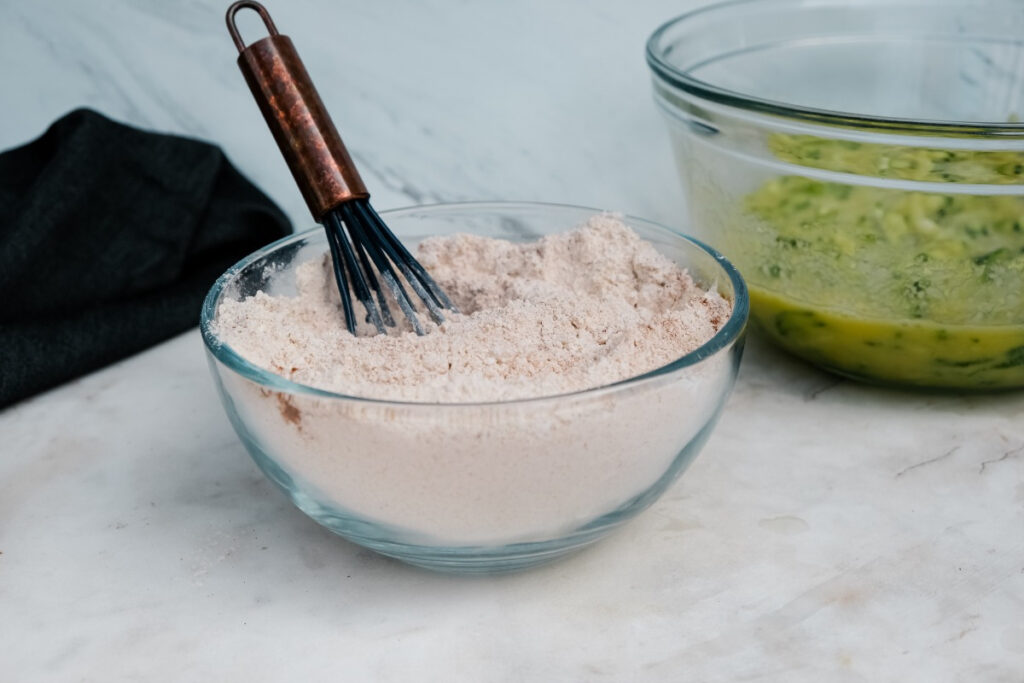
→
(736, 135, 1024, 388)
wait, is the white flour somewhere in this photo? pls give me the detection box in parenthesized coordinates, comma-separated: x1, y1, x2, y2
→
(212, 215, 736, 545)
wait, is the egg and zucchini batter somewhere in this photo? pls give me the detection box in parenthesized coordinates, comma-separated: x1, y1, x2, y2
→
(736, 135, 1024, 388)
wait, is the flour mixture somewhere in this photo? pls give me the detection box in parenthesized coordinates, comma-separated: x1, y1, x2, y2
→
(215, 214, 731, 402)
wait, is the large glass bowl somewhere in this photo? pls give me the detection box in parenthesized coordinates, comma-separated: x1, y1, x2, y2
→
(200, 202, 747, 573)
(648, 0, 1024, 390)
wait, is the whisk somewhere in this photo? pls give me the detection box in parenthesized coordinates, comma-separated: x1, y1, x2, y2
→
(225, 1, 456, 335)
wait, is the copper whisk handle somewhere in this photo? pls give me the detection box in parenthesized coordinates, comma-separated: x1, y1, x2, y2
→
(226, 1, 368, 221)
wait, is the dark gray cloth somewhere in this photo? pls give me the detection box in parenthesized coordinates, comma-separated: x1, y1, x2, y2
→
(0, 108, 290, 408)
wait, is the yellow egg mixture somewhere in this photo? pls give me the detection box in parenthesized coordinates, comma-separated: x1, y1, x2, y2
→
(735, 135, 1024, 388)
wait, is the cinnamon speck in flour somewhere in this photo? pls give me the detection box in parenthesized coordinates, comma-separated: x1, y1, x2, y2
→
(214, 214, 732, 402)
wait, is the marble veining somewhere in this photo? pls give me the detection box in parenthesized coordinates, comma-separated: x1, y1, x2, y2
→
(2, 1, 1023, 681)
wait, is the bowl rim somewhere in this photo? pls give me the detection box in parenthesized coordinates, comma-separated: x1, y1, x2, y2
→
(645, 0, 1024, 137)
(200, 200, 749, 408)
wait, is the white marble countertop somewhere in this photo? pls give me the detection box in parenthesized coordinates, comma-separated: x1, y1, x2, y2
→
(2, 1, 1023, 681)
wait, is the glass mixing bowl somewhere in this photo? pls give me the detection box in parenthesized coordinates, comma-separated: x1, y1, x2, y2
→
(647, 0, 1024, 389)
(201, 202, 748, 573)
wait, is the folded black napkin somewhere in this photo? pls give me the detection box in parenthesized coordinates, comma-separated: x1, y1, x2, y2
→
(0, 108, 291, 408)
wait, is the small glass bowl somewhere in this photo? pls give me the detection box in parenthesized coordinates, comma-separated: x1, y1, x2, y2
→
(201, 202, 747, 573)
(648, 0, 1024, 390)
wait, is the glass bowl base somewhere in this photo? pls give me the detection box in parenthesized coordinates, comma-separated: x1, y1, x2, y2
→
(224, 391, 721, 574)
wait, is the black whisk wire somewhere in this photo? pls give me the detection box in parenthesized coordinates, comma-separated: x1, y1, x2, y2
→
(324, 211, 387, 335)
(323, 199, 457, 335)
(355, 202, 457, 312)
(323, 225, 356, 335)
(352, 234, 396, 328)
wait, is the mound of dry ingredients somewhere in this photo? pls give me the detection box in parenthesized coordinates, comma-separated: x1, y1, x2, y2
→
(215, 214, 732, 402)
